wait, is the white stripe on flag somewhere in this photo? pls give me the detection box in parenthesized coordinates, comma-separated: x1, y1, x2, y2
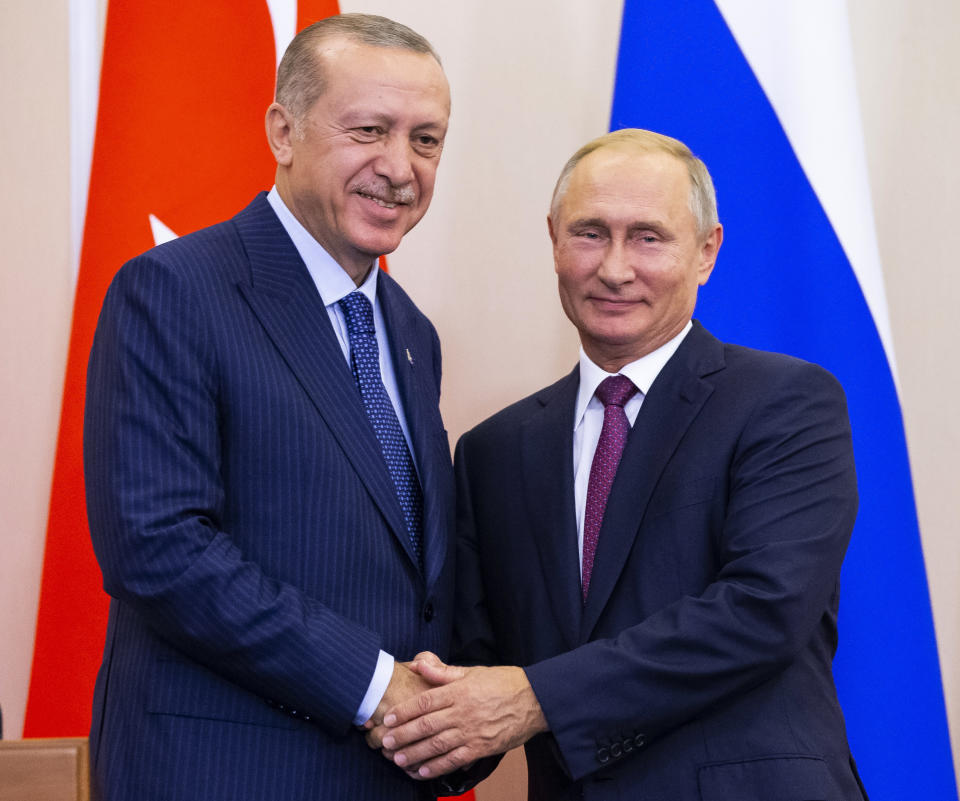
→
(715, 0, 898, 381)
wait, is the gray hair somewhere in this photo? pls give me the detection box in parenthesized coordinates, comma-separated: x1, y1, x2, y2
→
(276, 14, 442, 126)
(550, 128, 718, 238)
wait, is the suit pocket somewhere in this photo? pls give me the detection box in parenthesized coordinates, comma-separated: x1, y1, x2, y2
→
(147, 657, 301, 731)
(698, 755, 840, 801)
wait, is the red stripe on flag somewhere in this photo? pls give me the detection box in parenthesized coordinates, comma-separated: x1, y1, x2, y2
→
(25, 0, 277, 736)
(298, 0, 340, 31)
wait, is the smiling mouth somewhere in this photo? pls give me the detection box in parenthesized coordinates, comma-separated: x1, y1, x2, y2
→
(357, 191, 402, 209)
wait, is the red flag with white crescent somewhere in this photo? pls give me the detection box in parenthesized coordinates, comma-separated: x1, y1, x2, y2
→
(25, 0, 334, 736)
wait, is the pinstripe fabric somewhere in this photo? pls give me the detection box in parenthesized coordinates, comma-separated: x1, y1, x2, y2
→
(84, 193, 454, 800)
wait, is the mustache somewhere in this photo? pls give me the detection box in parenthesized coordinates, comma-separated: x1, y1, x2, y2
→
(353, 181, 416, 205)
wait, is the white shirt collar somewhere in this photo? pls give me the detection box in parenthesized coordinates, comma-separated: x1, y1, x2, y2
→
(266, 186, 378, 307)
(573, 321, 693, 430)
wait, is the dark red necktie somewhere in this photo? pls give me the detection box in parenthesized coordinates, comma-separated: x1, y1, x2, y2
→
(582, 375, 638, 601)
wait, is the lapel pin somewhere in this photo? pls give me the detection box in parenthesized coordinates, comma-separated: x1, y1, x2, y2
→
(406, 348, 414, 366)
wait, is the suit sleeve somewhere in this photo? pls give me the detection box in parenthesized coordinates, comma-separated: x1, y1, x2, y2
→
(84, 254, 381, 734)
(508, 363, 857, 779)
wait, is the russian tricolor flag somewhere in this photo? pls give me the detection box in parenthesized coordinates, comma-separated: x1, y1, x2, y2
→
(609, 1, 956, 798)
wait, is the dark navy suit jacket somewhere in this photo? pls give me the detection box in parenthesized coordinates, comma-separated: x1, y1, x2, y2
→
(454, 322, 869, 801)
(84, 193, 455, 800)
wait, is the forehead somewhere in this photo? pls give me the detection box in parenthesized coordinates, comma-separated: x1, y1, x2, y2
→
(561, 147, 692, 223)
(316, 38, 450, 113)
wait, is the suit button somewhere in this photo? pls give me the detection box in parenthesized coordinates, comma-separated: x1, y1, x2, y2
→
(623, 738, 634, 753)
(610, 743, 622, 759)
(423, 602, 435, 622)
(634, 733, 646, 748)
(289, 709, 298, 718)
(596, 747, 610, 764)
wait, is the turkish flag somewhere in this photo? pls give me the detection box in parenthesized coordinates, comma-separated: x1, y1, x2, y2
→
(24, 0, 335, 737)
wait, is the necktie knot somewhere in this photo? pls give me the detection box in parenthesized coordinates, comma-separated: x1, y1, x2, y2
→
(595, 374, 637, 409)
(339, 291, 376, 336)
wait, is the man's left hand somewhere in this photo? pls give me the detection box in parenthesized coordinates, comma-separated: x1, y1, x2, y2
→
(378, 659, 548, 778)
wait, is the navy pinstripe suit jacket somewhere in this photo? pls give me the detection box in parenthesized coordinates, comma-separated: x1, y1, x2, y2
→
(84, 193, 455, 800)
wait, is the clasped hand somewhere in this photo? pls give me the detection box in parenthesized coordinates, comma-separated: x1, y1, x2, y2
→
(363, 652, 547, 779)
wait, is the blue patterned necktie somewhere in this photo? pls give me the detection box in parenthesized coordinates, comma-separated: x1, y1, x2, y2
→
(339, 291, 424, 563)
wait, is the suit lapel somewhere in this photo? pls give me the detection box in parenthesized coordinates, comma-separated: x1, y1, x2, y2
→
(580, 323, 725, 641)
(231, 195, 414, 568)
(377, 273, 446, 585)
(521, 368, 583, 651)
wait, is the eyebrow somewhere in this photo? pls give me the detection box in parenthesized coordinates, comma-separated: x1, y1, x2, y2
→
(565, 217, 671, 237)
(340, 108, 447, 133)
(566, 217, 608, 231)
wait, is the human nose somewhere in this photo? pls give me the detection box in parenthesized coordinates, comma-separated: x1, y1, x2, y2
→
(596, 240, 634, 287)
(374, 134, 415, 187)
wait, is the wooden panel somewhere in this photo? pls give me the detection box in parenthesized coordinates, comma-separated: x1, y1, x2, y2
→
(0, 738, 89, 801)
(474, 746, 526, 801)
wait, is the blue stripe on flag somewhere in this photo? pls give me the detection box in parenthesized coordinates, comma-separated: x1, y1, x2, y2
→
(610, 2, 957, 798)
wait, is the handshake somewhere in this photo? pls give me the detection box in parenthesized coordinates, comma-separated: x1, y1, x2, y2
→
(362, 652, 548, 780)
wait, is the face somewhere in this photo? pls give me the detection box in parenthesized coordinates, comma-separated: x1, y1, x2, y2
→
(268, 38, 450, 283)
(549, 147, 722, 371)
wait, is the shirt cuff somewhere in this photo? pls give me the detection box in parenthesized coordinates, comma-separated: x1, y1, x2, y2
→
(353, 649, 394, 725)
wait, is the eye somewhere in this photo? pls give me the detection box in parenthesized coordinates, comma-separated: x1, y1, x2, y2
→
(353, 126, 384, 139)
(412, 133, 442, 155)
(631, 230, 661, 244)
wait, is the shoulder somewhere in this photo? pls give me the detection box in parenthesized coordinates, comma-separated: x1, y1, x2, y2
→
(103, 220, 258, 323)
(718, 341, 846, 399)
(112, 194, 278, 293)
(460, 369, 578, 449)
(684, 322, 845, 399)
(126, 217, 245, 278)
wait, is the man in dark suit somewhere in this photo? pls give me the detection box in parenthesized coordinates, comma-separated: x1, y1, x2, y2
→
(84, 14, 454, 800)
(375, 129, 870, 800)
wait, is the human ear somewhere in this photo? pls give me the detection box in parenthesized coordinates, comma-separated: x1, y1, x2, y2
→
(265, 103, 295, 167)
(698, 223, 723, 285)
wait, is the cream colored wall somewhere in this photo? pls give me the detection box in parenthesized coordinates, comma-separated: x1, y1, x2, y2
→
(0, 2, 956, 797)
(847, 0, 960, 776)
(0, 0, 73, 742)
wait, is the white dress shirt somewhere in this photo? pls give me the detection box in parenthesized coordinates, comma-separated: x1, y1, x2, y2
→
(267, 187, 399, 724)
(572, 322, 692, 574)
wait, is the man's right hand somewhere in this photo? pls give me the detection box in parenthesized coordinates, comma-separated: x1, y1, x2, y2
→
(364, 652, 444, 742)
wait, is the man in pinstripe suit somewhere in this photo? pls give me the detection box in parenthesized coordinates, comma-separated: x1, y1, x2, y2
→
(84, 14, 455, 800)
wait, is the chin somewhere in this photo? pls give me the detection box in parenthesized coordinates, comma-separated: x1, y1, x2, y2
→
(353, 232, 404, 260)
(587, 322, 646, 346)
